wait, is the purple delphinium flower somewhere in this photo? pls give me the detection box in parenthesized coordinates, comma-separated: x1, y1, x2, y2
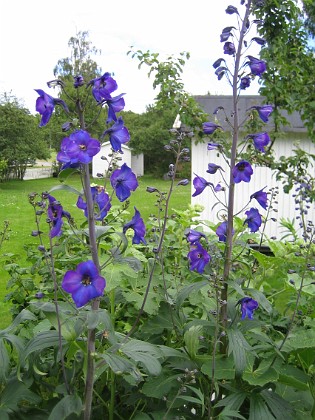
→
(247, 132, 270, 152)
(240, 76, 251, 90)
(216, 221, 234, 242)
(203, 122, 222, 135)
(123, 207, 146, 244)
(35, 89, 69, 127)
(207, 142, 220, 150)
(224, 42, 236, 55)
(103, 93, 126, 123)
(88, 72, 118, 103)
(237, 297, 259, 320)
(110, 163, 138, 202)
(62, 260, 106, 308)
(192, 175, 212, 197)
(187, 242, 211, 274)
(102, 116, 130, 152)
(46, 194, 71, 238)
(185, 229, 206, 244)
(213, 58, 225, 69)
(77, 186, 111, 221)
(207, 163, 225, 174)
(220, 31, 231, 42)
(74, 75, 84, 88)
(232, 161, 253, 183)
(244, 208, 262, 232)
(226, 5, 239, 14)
(251, 37, 266, 46)
(247, 56, 267, 76)
(250, 187, 268, 210)
(249, 105, 273, 123)
(57, 130, 101, 165)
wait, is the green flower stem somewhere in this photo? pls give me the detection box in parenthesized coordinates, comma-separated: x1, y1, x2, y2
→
(220, 0, 253, 354)
(77, 107, 102, 420)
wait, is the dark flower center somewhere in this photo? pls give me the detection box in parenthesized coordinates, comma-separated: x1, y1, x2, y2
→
(82, 274, 91, 286)
(80, 144, 87, 151)
(197, 253, 202, 258)
(238, 163, 246, 172)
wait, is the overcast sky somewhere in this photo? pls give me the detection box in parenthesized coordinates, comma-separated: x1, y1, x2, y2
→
(0, 0, 262, 114)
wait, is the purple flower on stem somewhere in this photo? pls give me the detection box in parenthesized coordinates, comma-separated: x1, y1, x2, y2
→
(47, 194, 71, 238)
(207, 163, 225, 174)
(224, 42, 236, 55)
(240, 76, 251, 90)
(110, 163, 138, 202)
(244, 208, 262, 232)
(232, 161, 253, 183)
(74, 75, 84, 88)
(103, 93, 126, 123)
(220, 31, 231, 42)
(207, 142, 220, 150)
(62, 260, 106, 308)
(247, 132, 270, 152)
(123, 207, 146, 244)
(35, 89, 69, 127)
(226, 5, 239, 14)
(250, 187, 268, 209)
(188, 242, 211, 274)
(77, 186, 111, 221)
(237, 297, 259, 320)
(216, 221, 234, 242)
(102, 116, 130, 152)
(249, 105, 273, 122)
(192, 175, 212, 197)
(213, 58, 225, 69)
(203, 122, 222, 135)
(57, 130, 100, 165)
(247, 56, 267, 76)
(88, 72, 118, 103)
(185, 229, 206, 244)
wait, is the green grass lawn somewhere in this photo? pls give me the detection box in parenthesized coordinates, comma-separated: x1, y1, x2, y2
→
(0, 174, 191, 329)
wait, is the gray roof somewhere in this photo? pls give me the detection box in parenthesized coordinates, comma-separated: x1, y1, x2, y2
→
(194, 95, 307, 133)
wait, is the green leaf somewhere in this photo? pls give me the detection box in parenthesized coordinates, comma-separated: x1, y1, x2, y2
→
(142, 373, 180, 398)
(49, 183, 81, 195)
(83, 225, 113, 240)
(261, 389, 294, 420)
(100, 353, 138, 376)
(277, 364, 310, 390)
(281, 328, 315, 352)
(184, 325, 202, 358)
(121, 339, 163, 376)
(48, 394, 82, 420)
(227, 328, 253, 376)
(249, 394, 275, 420)
(243, 360, 279, 387)
(0, 409, 9, 420)
(215, 391, 247, 411)
(0, 338, 9, 381)
(0, 308, 36, 334)
(0, 378, 41, 410)
(176, 280, 208, 307)
(201, 355, 235, 380)
(22, 330, 67, 360)
(218, 409, 247, 420)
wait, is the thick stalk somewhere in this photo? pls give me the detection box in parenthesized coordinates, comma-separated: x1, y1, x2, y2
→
(219, 0, 252, 354)
(76, 103, 101, 420)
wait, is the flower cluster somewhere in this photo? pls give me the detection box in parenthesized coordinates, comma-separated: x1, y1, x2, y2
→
(35, 71, 146, 309)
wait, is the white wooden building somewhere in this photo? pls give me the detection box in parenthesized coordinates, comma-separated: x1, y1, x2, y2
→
(191, 95, 315, 240)
(92, 141, 144, 178)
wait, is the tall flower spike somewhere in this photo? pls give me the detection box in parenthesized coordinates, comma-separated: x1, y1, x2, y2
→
(247, 56, 267, 76)
(46, 194, 71, 238)
(88, 72, 118, 103)
(77, 186, 111, 221)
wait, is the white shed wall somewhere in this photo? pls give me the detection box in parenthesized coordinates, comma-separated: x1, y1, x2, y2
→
(191, 138, 315, 240)
(92, 142, 131, 178)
